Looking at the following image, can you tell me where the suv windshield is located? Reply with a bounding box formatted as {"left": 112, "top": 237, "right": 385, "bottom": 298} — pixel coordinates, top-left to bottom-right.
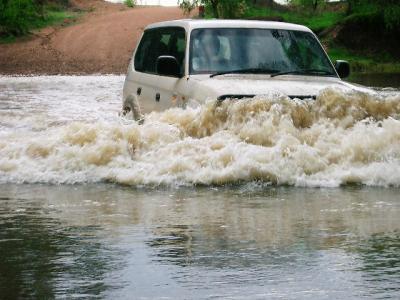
{"left": 189, "top": 28, "right": 336, "bottom": 77}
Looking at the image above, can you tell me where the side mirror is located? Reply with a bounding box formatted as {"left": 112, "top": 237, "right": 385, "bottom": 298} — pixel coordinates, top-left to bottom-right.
{"left": 156, "top": 56, "right": 182, "bottom": 78}
{"left": 335, "top": 60, "right": 350, "bottom": 79}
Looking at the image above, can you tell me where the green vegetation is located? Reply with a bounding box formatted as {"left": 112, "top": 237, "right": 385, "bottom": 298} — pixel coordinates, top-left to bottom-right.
{"left": 179, "top": 0, "right": 248, "bottom": 18}
{"left": 325, "top": 1, "right": 400, "bottom": 73}
{"left": 1, "top": 0, "right": 39, "bottom": 36}
{"left": 327, "top": 46, "right": 400, "bottom": 73}
{"left": 347, "top": 0, "right": 400, "bottom": 30}
{"left": 179, "top": 0, "right": 198, "bottom": 15}
{"left": 244, "top": 5, "right": 344, "bottom": 33}
{"left": 124, "top": 0, "right": 136, "bottom": 8}
{"left": 179, "top": 0, "right": 400, "bottom": 73}
{"left": 0, "top": 0, "right": 78, "bottom": 41}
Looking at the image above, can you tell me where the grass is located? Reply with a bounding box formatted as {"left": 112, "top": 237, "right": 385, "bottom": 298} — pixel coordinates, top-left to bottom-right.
{"left": 244, "top": 6, "right": 344, "bottom": 33}
{"left": 243, "top": 4, "right": 400, "bottom": 74}
{"left": 327, "top": 46, "right": 400, "bottom": 73}
{"left": 0, "top": 8, "right": 80, "bottom": 44}
{"left": 34, "top": 10, "right": 79, "bottom": 28}
{"left": 124, "top": 0, "right": 136, "bottom": 8}
{"left": 0, "top": 35, "right": 17, "bottom": 44}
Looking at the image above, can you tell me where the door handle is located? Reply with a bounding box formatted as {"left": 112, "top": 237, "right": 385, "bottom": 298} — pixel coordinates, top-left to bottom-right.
{"left": 137, "top": 87, "right": 142, "bottom": 96}
{"left": 155, "top": 93, "right": 160, "bottom": 102}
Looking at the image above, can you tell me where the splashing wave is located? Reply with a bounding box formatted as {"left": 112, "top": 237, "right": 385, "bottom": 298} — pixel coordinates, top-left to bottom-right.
{"left": 1, "top": 78, "right": 400, "bottom": 187}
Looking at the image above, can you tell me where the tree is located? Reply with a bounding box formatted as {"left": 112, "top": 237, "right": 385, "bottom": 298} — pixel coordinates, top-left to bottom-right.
{"left": 383, "top": 2, "right": 400, "bottom": 30}
{"left": 251, "top": 0, "right": 275, "bottom": 7}
{"left": 178, "top": 0, "right": 248, "bottom": 18}
{"left": 345, "top": 0, "right": 400, "bottom": 30}
{"left": 290, "top": 0, "right": 326, "bottom": 12}
{"left": 0, "top": 0, "right": 70, "bottom": 36}
{"left": 0, "top": 0, "right": 38, "bottom": 35}
{"left": 346, "top": 0, "right": 357, "bottom": 15}
{"left": 179, "top": 0, "right": 198, "bottom": 15}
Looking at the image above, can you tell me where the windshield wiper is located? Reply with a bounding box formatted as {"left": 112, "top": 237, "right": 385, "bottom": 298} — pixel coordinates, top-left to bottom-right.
{"left": 210, "top": 68, "right": 279, "bottom": 78}
{"left": 270, "top": 68, "right": 336, "bottom": 78}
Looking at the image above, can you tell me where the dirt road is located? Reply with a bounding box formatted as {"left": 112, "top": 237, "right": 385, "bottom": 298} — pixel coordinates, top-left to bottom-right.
{"left": 0, "top": 0, "right": 188, "bottom": 75}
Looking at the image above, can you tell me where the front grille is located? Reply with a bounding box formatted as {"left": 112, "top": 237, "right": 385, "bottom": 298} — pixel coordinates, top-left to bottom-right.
{"left": 217, "top": 94, "right": 255, "bottom": 101}
{"left": 288, "top": 95, "right": 317, "bottom": 100}
{"left": 217, "top": 94, "right": 317, "bottom": 101}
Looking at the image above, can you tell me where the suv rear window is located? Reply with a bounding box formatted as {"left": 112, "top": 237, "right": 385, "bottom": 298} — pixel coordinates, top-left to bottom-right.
{"left": 134, "top": 27, "right": 186, "bottom": 74}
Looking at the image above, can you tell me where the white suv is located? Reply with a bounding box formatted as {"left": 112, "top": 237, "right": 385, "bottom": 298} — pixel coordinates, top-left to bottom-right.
{"left": 122, "top": 19, "right": 369, "bottom": 119}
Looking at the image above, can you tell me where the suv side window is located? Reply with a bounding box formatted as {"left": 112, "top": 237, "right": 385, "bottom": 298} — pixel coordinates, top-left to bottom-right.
{"left": 134, "top": 27, "right": 186, "bottom": 74}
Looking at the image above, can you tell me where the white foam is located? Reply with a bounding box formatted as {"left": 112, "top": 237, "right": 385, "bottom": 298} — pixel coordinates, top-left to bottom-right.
{"left": 0, "top": 76, "right": 399, "bottom": 187}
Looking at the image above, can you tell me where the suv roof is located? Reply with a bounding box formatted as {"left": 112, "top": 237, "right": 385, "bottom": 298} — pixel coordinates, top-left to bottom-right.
{"left": 145, "top": 19, "right": 312, "bottom": 33}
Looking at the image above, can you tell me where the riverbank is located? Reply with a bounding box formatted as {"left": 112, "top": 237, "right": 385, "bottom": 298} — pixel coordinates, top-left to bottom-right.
{"left": 244, "top": 2, "right": 400, "bottom": 74}
{"left": 0, "top": 1, "right": 399, "bottom": 75}
{"left": 0, "top": 0, "right": 186, "bottom": 75}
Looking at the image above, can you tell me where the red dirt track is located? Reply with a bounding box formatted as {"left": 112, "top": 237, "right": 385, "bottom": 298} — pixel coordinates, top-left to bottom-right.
{"left": 0, "top": 0, "right": 188, "bottom": 75}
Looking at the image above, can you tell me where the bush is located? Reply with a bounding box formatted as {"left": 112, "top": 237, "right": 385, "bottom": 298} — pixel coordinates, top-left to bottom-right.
{"left": 179, "top": 0, "right": 197, "bottom": 15}
{"left": 124, "top": 0, "right": 135, "bottom": 8}
{"left": 216, "top": 0, "right": 247, "bottom": 18}
{"left": 0, "top": 0, "right": 71, "bottom": 37}
{"left": 289, "top": 0, "right": 325, "bottom": 12}
{"left": 0, "top": 0, "right": 39, "bottom": 36}
{"left": 178, "top": 0, "right": 248, "bottom": 19}
{"left": 383, "top": 4, "right": 400, "bottom": 30}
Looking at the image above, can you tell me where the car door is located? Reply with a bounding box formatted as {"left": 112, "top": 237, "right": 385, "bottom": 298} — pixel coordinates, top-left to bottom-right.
{"left": 132, "top": 26, "right": 186, "bottom": 113}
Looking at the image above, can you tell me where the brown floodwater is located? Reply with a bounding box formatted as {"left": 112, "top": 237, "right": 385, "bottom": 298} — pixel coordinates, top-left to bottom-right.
{"left": 0, "top": 75, "right": 399, "bottom": 299}
{"left": 0, "top": 184, "right": 399, "bottom": 299}
{"left": 349, "top": 73, "right": 400, "bottom": 88}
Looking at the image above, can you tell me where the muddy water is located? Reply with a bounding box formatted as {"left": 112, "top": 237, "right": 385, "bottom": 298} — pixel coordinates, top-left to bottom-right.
{"left": 1, "top": 76, "right": 400, "bottom": 187}
{"left": 0, "top": 75, "right": 399, "bottom": 299}
{"left": 349, "top": 73, "right": 400, "bottom": 88}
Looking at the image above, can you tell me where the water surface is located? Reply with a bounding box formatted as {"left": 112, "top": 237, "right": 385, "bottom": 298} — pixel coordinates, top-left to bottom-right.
{"left": 1, "top": 76, "right": 399, "bottom": 187}
{"left": 349, "top": 73, "right": 400, "bottom": 88}
{"left": 1, "top": 184, "right": 399, "bottom": 299}
{"left": 0, "top": 75, "right": 399, "bottom": 299}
